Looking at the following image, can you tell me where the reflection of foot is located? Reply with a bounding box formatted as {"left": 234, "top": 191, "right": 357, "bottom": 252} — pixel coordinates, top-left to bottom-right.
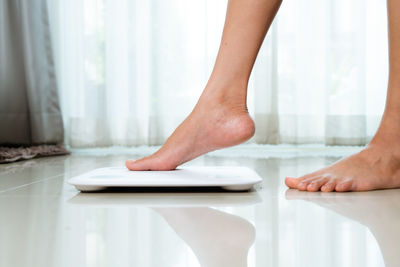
{"left": 285, "top": 189, "right": 400, "bottom": 267}
{"left": 126, "top": 91, "right": 255, "bottom": 171}
{"left": 154, "top": 207, "right": 255, "bottom": 267}
{"left": 285, "top": 143, "right": 400, "bottom": 192}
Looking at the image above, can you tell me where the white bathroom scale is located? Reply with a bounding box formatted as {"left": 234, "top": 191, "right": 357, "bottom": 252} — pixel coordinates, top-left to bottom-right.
{"left": 68, "top": 166, "right": 262, "bottom": 192}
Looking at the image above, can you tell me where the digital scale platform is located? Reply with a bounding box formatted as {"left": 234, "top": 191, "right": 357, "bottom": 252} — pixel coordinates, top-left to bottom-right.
{"left": 68, "top": 166, "right": 262, "bottom": 192}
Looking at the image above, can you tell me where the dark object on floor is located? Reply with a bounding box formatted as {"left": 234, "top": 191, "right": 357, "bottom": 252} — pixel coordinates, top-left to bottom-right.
{"left": 0, "top": 145, "right": 70, "bottom": 163}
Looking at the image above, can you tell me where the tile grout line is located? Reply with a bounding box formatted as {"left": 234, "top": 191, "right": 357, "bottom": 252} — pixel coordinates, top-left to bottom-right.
{"left": 0, "top": 173, "right": 65, "bottom": 194}
{"left": 0, "top": 158, "right": 114, "bottom": 194}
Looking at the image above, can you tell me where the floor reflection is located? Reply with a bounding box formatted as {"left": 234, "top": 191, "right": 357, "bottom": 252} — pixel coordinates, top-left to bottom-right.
{"left": 154, "top": 207, "right": 255, "bottom": 267}
{"left": 69, "top": 191, "right": 260, "bottom": 267}
{"left": 0, "top": 153, "right": 395, "bottom": 267}
{"left": 286, "top": 189, "right": 400, "bottom": 267}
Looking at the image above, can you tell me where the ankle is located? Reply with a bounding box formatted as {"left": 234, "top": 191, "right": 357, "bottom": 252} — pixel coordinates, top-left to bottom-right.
{"left": 200, "top": 80, "right": 249, "bottom": 111}
{"left": 372, "top": 110, "right": 400, "bottom": 139}
{"left": 369, "top": 127, "right": 400, "bottom": 151}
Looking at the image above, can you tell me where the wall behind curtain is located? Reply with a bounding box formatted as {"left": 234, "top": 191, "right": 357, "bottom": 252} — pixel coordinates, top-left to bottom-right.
{"left": 49, "top": 0, "right": 388, "bottom": 148}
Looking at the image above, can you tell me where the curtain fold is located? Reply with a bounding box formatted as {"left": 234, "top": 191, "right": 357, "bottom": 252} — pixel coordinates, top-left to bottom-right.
{"left": 52, "top": 0, "right": 388, "bottom": 148}
{"left": 0, "top": 0, "right": 63, "bottom": 145}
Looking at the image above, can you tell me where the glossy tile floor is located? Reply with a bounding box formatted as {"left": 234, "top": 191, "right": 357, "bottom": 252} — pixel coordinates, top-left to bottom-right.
{"left": 0, "top": 147, "right": 399, "bottom": 267}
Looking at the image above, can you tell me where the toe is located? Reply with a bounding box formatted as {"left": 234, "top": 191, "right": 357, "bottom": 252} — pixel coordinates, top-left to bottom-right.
{"left": 125, "top": 159, "right": 136, "bottom": 170}
{"left": 321, "top": 181, "right": 336, "bottom": 192}
{"left": 297, "top": 178, "right": 316, "bottom": 191}
{"left": 285, "top": 173, "right": 316, "bottom": 189}
{"left": 285, "top": 177, "right": 302, "bottom": 189}
{"left": 126, "top": 156, "right": 178, "bottom": 171}
{"left": 126, "top": 157, "right": 152, "bottom": 171}
{"left": 307, "top": 177, "right": 328, "bottom": 192}
{"left": 335, "top": 180, "right": 353, "bottom": 192}
{"left": 126, "top": 159, "right": 141, "bottom": 171}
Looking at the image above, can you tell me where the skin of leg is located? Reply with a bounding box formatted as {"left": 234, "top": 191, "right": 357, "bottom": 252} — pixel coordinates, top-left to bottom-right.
{"left": 127, "top": 0, "right": 282, "bottom": 171}
{"left": 285, "top": 0, "right": 400, "bottom": 192}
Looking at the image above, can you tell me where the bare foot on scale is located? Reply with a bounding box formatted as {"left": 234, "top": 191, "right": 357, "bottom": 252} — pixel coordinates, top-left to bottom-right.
{"left": 126, "top": 89, "right": 255, "bottom": 171}
{"left": 126, "top": 0, "right": 281, "bottom": 171}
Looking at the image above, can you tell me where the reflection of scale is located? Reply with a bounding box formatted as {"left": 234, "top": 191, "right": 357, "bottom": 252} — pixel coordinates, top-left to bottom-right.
{"left": 68, "top": 190, "right": 262, "bottom": 207}
{"left": 68, "top": 166, "right": 262, "bottom": 192}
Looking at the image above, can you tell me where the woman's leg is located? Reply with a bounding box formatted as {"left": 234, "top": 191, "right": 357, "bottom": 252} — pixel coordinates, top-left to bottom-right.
{"left": 286, "top": 0, "right": 400, "bottom": 192}
{"left": 127, "top": 0, "right": 282, "bottom": 171}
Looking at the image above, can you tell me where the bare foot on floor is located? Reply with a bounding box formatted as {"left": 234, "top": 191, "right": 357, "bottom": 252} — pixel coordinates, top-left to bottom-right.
{"left": 285, "top": 143, "right": 400, "bottom": 192}
{"left": 126, "top": 92, "right": 255, "bottom": 171}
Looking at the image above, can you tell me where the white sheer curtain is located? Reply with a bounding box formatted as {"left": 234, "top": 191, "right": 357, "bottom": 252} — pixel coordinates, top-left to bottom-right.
{"left": 49, "top": 0, "right": 388, "bottom": 148}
